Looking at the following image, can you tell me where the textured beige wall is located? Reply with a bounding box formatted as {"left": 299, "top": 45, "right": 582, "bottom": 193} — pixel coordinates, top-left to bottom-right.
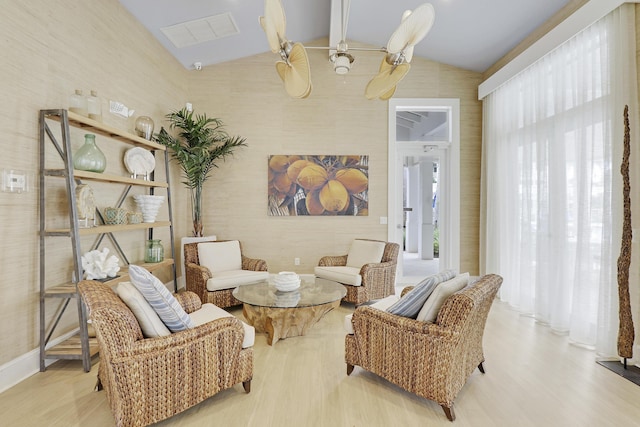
{"left": 0, "top": 0, "right": 187, "bottom": 365}
{"left": 185, "top": 43, "right": 483, "bottom": 276}
{"left": 0, "top": 1, "right": 482, "bottom": 369}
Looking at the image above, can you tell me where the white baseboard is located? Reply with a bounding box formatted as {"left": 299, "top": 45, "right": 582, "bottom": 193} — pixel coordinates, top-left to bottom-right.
{"left": 0, "top": 328, "right": 79, "bottom": 394}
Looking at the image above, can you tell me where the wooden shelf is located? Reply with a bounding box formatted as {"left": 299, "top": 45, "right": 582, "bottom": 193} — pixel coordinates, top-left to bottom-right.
{"left": 45, "top": 221, "right": 171, "bottom": 236}
{"left": 44, "top": 259, "right": 175, "bottom": 297}
{"left": 44, "top": 283, "right": 78, "bottom": 298}
{"left": 47, "top": 110, "right": 166, "bottom": 151}
{"left": 44, "top": 334, "right": 99, "bottom": 360}
{"left": 45, "top": 169, "right": 168, "bottom": 188}
{"left": 40, "top": 109, "right": 176, "bottom": 372}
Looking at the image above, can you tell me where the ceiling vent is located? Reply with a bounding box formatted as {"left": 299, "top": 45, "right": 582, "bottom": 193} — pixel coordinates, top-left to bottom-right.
{"left": 161, "top": 12, "right": 239, "bottom": 48}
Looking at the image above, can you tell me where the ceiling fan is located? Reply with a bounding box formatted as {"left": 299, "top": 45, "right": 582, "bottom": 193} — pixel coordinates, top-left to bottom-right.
{"left": 259, "top": 0, "right": 435, "bottom": 100}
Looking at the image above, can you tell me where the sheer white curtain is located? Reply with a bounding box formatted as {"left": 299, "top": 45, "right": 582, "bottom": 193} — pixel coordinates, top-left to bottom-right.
{"left": 481, "top": 5, "right": 638, "bottom": 356}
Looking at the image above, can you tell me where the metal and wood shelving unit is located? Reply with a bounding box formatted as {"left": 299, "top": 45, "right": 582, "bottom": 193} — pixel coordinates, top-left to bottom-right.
{"left": 38, "top": 109, "right": 176, "bottom": 372}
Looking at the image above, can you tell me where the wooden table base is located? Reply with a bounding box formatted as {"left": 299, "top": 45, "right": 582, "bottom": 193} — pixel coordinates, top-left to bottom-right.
{"left": 242, "top": 300, "right": 340, "bottom": 345}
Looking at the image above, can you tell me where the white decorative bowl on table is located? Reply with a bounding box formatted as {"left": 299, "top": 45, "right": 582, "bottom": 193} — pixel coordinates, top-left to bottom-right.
{"left": 274, "top": 271, "right": 301, "bottom": 292}
{"left": 274, "top": 290, "right": 301, "bottom": 307}
{"left": 132, "top": 195, "right": 164, "bottom": 223}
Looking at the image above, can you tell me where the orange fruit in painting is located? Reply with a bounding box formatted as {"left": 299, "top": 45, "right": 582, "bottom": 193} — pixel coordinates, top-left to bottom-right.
{"left": 296, "top": 163, "right": 328, "bottom": 190}
{"left": 269, "top": 155, "right": 290, "bottom": 172}
{"left": 305, "top": 189, "right": 325, "bottom": 215}
{"left": 273, "top": 172, "right": 293, "bottom": 193}
{"left": 335, "top": 168, "right": 368, "bottom": 194}
{"left": 287, "top": 159, "right": 311, "bottom": 181}
{"left": 319, "top": 180, "right": 348, "bottom": 212}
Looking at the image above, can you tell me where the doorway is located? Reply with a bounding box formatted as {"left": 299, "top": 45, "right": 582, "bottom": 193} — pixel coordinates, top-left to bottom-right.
{"left": 403, "top": 156, "right": 439, "bottom": 277}
{"left": 388, "top": 99, "right": 460, "bottom": 285}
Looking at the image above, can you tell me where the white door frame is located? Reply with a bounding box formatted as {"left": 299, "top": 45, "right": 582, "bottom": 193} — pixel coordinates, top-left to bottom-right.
{"left": 388, "top": 98, "right": 460, "bottom": 283}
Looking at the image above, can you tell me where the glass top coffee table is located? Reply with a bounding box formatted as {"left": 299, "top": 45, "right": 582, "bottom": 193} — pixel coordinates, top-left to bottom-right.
{"left": 233, "top": 277, "right": 346, "bottom": 345}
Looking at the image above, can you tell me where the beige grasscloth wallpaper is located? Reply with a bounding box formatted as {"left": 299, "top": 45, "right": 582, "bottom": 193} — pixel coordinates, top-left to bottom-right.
{"left": 186, "top": 46, "right": 483, "bottom": 276}
{"left": 0, "top": 0, "right": 481, "bottom": 369}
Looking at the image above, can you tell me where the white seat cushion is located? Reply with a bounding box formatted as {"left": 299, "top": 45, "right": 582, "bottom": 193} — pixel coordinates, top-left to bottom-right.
{"left": 198, "top": 241, "right": 242, "bottom": 273}
{"left": 417, "top": 273, "right": 470, "bottom": 322}
{"left": 115, "top": 281, "right": 171, "bottom": 338}
{"left": 346, "top": 240, "right": 386, "bottom": 268}
{"left": 189, "top": 303, "right": 255, "bottom": 348}
{"left": 205, "top": 270, "right": 270, "bottom": 291}
{"left": 314, "top": 266, "right": 362, "bottom": 286}
{"left": 344, "top": 295, "right": 399, "bottom": 334}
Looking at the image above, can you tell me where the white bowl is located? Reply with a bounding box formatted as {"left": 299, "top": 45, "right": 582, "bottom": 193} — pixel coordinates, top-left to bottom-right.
{"left": 133, "top": 195, "right": 165, "bottom": 222}
{"left": 275, "top": 281, "right": 300, "bottom": 292}
{"left": 274, "top": 290, "right": 301, "bottom": 307}
{"left": 274, "top": 271, "right": 300, "bottom": 291}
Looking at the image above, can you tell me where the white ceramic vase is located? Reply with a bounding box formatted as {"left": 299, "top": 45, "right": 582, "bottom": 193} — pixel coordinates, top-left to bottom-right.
{"left": 133, "top": 195, "right": 165, "bottom": 223}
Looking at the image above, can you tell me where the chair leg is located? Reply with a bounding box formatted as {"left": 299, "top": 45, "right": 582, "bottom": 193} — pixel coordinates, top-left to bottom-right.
{"left": 242, "top": 380, "right": 251, "bottom": 393}
{"left": 94, "top": 376, "right": 103, "bottom": 392}
{"left": 346, "top": 364, "right": 354, "bottom": 375}
{"left": 441, "top": 405, "right": 455, "bottom": 421}
{"left": 478, "top": 361, "right": 485, "bottom": 374}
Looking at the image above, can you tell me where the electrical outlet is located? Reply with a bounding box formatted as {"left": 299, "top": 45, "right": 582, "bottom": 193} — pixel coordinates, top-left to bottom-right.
{"left": 294, "top": 257, "right": 300, "bottom": 265}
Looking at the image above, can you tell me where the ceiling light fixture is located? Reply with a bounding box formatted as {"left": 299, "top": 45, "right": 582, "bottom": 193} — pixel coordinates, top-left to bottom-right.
{"left": 331, "top": 53, "right": 354, "bottom": 75}
{"left": 259, "top": 0, "right": 435, "bottom": 100}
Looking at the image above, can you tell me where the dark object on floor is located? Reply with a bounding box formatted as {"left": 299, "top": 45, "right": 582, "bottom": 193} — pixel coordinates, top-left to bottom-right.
{"left": 597, "top": 360, "right": 640, "bottom": 387}
{"left": 616, "top": 104, "right": 634, "bottom": 359}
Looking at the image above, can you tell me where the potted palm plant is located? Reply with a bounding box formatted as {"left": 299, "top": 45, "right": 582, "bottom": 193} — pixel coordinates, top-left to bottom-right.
{"left": 155, "top": 107, "right": 247, "bottom": 237}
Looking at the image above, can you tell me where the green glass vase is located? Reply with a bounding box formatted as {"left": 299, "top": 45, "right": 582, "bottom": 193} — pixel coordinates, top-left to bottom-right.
{"left": 144, "top": 239, "right": 164, "bottom": 263}
{"left": 73, "top": 133, "right": 106, "bottom": 173}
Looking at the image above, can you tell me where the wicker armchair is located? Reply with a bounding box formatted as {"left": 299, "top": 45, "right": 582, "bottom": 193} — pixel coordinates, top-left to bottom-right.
{"left": 345, "top": 274, "right": 503, "bottom": 421}
{"left": 184, "top": 239, "right": 268, "bottom": 308}
{"left": 315, "top": 239, "right": 399, "bottom": 305}
{"left": 78, "top": 280, "right": 253, "bottom": 427}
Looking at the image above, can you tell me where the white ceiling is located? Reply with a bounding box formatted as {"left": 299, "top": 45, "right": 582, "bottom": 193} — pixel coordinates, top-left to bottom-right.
{"left": 119, "top": 0, "right": 571, "bottom": 73}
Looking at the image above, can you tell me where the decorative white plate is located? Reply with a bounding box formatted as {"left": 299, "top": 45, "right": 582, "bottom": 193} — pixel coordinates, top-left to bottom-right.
{"left": 124, "top": 147, "right": 155, "bottom": 176}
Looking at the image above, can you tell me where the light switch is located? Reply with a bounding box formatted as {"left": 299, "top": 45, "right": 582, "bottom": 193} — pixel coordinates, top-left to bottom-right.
{"left": 2, "top": 169, "right": 28, "bottom": 193}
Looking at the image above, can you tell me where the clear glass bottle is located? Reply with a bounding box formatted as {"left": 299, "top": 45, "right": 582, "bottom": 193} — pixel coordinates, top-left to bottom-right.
{"left": 73, "top": 134, "right": 106, "bottom": 173}
{"left": 134, "top": 116, "right": 155, "bottom": 140}
{"left": 87, "top": 90, "right": 102, "bottom": 122}
{"left": 69, "top": 89, "right": 88, "bottom": 117}
{"left": 144, "top": 239, "right": 164, "bottom": 263}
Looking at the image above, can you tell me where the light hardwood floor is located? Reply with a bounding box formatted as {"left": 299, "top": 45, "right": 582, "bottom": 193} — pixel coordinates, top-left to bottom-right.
{"left": 2, "top": 300, "right": 640, "bottom": 426}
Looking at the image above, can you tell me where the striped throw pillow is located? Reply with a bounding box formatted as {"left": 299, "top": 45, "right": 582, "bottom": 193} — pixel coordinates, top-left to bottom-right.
{"left": 387, "top": 269, "right": 457, "bottom": 318}
{"left": 128, "top": 264, "right": 194, "bottom": 332}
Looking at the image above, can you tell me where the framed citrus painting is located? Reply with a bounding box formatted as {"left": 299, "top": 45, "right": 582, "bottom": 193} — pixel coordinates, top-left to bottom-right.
{"left": 268, "top": 155, "right": 369, "bottom": 216}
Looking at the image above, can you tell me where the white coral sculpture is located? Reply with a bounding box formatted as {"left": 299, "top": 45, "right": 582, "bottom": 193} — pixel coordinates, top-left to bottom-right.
{"left": 81, "top": 248, "right": 120, "bottom": 280}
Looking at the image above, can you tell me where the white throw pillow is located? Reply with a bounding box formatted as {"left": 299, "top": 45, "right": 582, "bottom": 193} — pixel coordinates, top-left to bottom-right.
{"left": 198, "top": 241, "right": 242, "bottom": 273}
{"left": 128, "top": 264, "right": 195, "bottom": 332}
{"left": 115, "top": 281, "right": 170, "bottom": 338}
{"left": 346, "top": 240, "right": 386, "bottom": 268}
{"left": 416, "top": 273, "right": 470, "bottom": 322}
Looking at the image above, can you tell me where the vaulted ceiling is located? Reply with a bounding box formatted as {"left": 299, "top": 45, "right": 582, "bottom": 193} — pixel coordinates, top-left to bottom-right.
{"left": 119, "top": 0, "right": 571, "bottom": 74}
